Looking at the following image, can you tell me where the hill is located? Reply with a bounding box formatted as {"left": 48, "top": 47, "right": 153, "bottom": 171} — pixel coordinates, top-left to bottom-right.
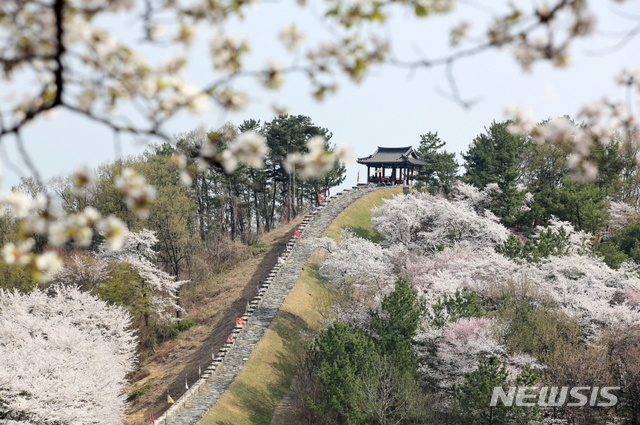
{"left": 199, "top": 187, "right": 402, "bottom": 424}
{"left": 125, "top": 216, "right": 304, "bottom": 425}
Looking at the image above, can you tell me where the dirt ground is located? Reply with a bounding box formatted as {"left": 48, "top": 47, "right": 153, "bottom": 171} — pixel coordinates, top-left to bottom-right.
{"left": 124, "top": 218, "right": 303, "bottom": 425}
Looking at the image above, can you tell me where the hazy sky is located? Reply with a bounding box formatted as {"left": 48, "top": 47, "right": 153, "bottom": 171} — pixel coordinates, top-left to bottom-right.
{"left": 2, "top": 0, "right": 639, "bottom": 191}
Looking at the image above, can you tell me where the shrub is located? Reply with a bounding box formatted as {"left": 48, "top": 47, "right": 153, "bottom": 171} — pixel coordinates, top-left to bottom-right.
{"left": 128, "top": 384, "right": 152, "bottom": 401}
{"left": 170, "top": 318, "right": 197, "bottom": 332}
{"left": 489, "top": 279, "right": 582, "bottom": 363}
{"left": 430, "top": 287, "right": 485, "bottom": 328}
{"left": 247, "top": 239, "right": 269, "bottom": 256}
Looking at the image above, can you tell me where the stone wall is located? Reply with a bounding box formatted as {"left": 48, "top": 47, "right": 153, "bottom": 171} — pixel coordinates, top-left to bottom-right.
{"left": 156, "top": 185, "right": 383, "bottom": 425}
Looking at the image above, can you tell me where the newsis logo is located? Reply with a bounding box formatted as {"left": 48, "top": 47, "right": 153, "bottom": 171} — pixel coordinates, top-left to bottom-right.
{"left": 490, "top": 386, "right": 620, "bottom": 407}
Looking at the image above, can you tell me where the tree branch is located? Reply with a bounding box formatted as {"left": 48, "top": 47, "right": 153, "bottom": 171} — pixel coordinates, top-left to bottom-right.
{"left": 53, "top": 0, "right": 66, "bottom": 107}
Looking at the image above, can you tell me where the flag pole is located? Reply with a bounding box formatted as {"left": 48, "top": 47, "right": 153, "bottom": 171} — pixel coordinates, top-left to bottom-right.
{"left": 166, "top": 393, "right": 175, "bottom": 425}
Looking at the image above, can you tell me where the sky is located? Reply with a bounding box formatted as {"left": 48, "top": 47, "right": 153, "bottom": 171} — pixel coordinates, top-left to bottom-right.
{"left": 2, "top": 0, "right": 639, "bottom": 192}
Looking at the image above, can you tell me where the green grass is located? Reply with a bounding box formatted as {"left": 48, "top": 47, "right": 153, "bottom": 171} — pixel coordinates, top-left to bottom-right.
{"left": 323, "top": 187, "right": 402, "bottom": 242}
{"left": 127, "top": 384, "right": 152, "bottom": 401}
{"left": 248, "top": 239, "right": 270, "bottom": 256}
{"left": 199, "top": 255, "right": 329, "bottom": 425}
{"left": 199, "top": 187, "right": 401, "bottom": 425}
{"left": 169, "top": 318, "right": 197, "bottom": 332}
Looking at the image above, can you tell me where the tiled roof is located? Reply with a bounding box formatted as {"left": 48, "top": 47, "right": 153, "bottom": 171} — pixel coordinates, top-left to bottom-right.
{"left": 357, "top": 146, "right": 426, "bottom": 166}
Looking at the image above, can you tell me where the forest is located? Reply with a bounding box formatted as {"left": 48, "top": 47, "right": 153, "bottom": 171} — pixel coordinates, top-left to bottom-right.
{"left": 0, "top": 114, "right": 346, "bottom": 424}
{"left": 2, "top": 116, "right": 640, "bottom": 425}
{"left": 289, "top": 120, "right": 640, "bottom": 425}
{"left": 1, "top": 0, "right": 638, "bottom": 423}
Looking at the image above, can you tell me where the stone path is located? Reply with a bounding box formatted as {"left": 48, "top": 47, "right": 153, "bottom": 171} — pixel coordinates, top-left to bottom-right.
{"left": 156, "top": 185, "right": 383, "bottom": 425}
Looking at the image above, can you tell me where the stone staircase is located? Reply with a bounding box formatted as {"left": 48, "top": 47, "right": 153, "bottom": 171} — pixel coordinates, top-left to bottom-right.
{"left": 156, "top": 185, "right": 384, "bottom": 425}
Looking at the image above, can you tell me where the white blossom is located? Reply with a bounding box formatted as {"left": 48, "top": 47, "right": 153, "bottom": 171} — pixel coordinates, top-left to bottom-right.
{"left": 223, "top": 131, "right": 268, "bottom": 173}
{"left": 279, "top": 24, "right": 306, "bottom": 51}
{"left": 284, "top": 136, "right": 349, "bottom": 179}
{"left": 450, "top": 20, "right": 471, "bottom": 47}
{"left": 211, "top": 32, "right": 248, "bottom": 73}
{"left": 2, "top": 191, "right": 32, "bottom": 218}
{"left": 34, "top": 250, "right": 63, "bottom": 282}
{"left": 96, "top": 216, "right": 128, "bottom": 251}
{"left": 505, "top": 103, "right": 536, "bottom": 134}
{"left": 261, "top": 62, "right": 284, "bottom": 89}
{"left": 607, "top": 201, "right": 638, "bottom": 232}
{"left": 53, "top": 253, "right": 111, "bottom": 289}
{"left": 114, "top": 168, "right": 157, "bottom": 218}
{"left": 220, "top": 149, "right": 239, "bottom": 174}
{"left": 615, "top": 66, "right": 640, "bottom": 90}
{"left": 97, "top": 229, "right": 188, "bottom": 321}
{"left": 319, "top": 230, "right": 397, "bottom": 324}
{"left": 333, "top": 143, "right": 354, "bottom": 163}
{"left": 372, "top": 191, "right": 509, "bottom": 252}
{"left": 0, "top": 286, "right": 136, "bottom": 424}
{"left": 71, "top": 165, "right": 96, "bottom": 196}
{"left": 2, "top": 239, "right": 34, "bottom": 266}
{"left": 215, "top": 88, "right": 247, "bottom": 110}
{"left": 424, "top": 317, "right": 506, "bottom": 388}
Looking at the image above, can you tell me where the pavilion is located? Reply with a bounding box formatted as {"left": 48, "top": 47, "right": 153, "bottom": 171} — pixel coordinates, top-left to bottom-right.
{"left": 357, "top": 146, "right": 426, "bottom": 185}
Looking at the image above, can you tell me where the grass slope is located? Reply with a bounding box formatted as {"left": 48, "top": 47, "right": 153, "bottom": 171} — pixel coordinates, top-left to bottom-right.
{"left": 323, "top": 187, "right": 402, "bottom": 242}
{"left": 125, "top": 217, "right": 304, "bottom": 425}
{"left": 199, "top": 186, "right": 401, "bottom": 425}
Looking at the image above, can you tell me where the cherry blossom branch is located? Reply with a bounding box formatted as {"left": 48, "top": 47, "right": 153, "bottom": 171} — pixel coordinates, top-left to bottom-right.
{"left": 53, "top": 0, "right": 65, "bottom": 107}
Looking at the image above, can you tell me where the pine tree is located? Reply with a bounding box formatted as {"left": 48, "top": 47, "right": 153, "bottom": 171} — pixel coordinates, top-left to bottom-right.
{"left": 310, "top": 322, "right": 381, "bottom": 423}
{"left": 415, "top": 132, "right": 459, "bottom": 194}
{"left": 369, "top": 277, "right": 426, "bottom": 374}
{"left": 455, "top": 356, "right": 541, "bottom": 425}
{"left": 462, "top": 121, "right": 530, "bottom": 225}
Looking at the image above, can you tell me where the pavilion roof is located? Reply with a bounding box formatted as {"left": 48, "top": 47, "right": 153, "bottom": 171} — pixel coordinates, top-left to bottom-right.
{"left": 357, "top": 146, "right": 426, "bottom": 167}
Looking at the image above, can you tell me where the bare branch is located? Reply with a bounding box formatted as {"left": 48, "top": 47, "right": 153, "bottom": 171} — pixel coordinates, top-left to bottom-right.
{"left": 434, "top": 60, "right": 482, "bottom": 109}
{"left": 14, "top": 131, "right": 43, "bottom": 185}
{"left": 587, "top": 22, "right": 640, "bottom": 56}
{"left": 0, "top": 139, "right": 27, "bottom": 183}
{"left": 53, "top": 0, "right": 66, "bottom": 107}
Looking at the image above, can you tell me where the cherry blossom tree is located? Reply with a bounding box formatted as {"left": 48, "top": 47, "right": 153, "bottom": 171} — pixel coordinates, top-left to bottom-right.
{"left": 318, "top": 230, "right": 398, "bottom": 324}
{"left": 53, "top": 252, "right": 111, "bottom": 291}
{"left": 319, "top": 230, "right": 397, "bottom": 291}
{"left": 607, "top": 201, "right": 640, "bottom": 234}
{"left": 371, "top": 191, "right": 510, "bottom": 252}
{"left": 97, "top": 228, "right": 188, "bottom": 321}
{"left": 0, "top": 285, "right": 136, "bottom": 424}
{"left": 0, "top": 0, "right": 633, "bottom": 261}
{"left": 532, "top": 216, "right": 592, "bottom": 255}
{"left": 319, "top": 191, "right": 640, "bottom": 397}
{"left": 0, "top": 0, "right": 637, "bottom": 275}
{"left": 1, "top": 0, "right": 635, "bottom": 148}
{"left": 366, "top": 189, "right": 640, "bottom": 337}
{"left": 401, "top": 241, "right": 640, "bottom": 338}
{"left": 422, "top": 317, "right": 506, "bottom": 388}
{"left": 420, "top": 317, "right": 542, "bottom": 389}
